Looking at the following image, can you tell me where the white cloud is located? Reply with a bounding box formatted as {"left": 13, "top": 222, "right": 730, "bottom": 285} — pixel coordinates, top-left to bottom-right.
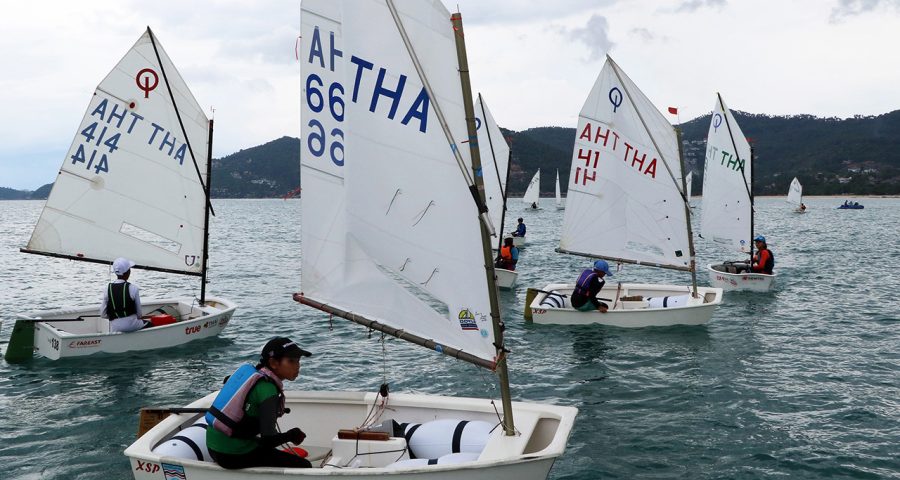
{"left": 566, "top": 15, "right": 615, "bottom": 61}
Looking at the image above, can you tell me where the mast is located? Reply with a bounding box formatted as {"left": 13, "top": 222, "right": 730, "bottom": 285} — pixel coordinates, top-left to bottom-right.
{"left": 200, "top": 119, "right": 214, "bottom": 304}
{"left": 675, "top": 128, "right": 699, "bottom": 296}
{"left": 451, "top": 11, "right": 515, "bottom": 436}
{"left": 749, "top": 146, "right": 755, "bottom": 260}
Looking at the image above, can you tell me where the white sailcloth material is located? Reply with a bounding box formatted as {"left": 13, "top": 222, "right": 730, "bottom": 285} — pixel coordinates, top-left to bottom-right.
{"left": 475, "top": 95, "right": 510, "bottom": 237}
{"left": 685, "top": 171, "right": 693, "bottom": 200}
{"left": 699, "top": 93, "right": 752, "bottom": 252}
{"left": 559, "top": 56, "right": 689, "bottom": 269}
{"left": 26, "top": 29, "right": 209, "bottom": 275}
{"left": 555, "top": 170, "right": 562, "bottom": 207}
{"left": 787, "top": 177, "right": 802, "bottom": 206}
{"left": 300, "top": 0, "right": 496, "bottom": 362}
{"left": 523, "top": 170, "right": 540, "bottom": 206}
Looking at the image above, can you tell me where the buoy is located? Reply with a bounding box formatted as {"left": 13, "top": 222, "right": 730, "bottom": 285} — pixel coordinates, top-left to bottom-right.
{"left": 151, "top": 420, "right": 212, "bottom": 462}
{"left": 401, "top": 419, "right": 492, "bottom": 459}
{"left": 646, "top": 295, "right": 690, "bottom": 309}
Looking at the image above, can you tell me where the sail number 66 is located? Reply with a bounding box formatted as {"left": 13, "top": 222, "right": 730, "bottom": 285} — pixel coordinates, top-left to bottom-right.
{"left": 306, "top": 74, "right": 344, "bottom": 166}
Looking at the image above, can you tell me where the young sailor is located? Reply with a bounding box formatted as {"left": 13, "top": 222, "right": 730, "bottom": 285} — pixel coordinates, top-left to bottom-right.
{"left": 750, "top": 235, "right": 775, "bottom": 274}
{"left": 570, "top": 260, "right": 613, "bottom": 313}
{"left": 100, "top": 257, "right": 145, "bottom": 332}
{"left": 206, "top": 337, "right": 313, "bottom": 469}
{"left": 496, "top": 237, "right": 519, "bottom": 271}
{"left": 512, "top": 217, "right": 526, "bottom": 238}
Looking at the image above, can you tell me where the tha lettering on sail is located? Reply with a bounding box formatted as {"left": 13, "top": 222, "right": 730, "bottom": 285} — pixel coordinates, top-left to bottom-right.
{"left": 305, "top": 27, "right": 430, "bottom": 168}
{"left": 576, "top": 122, "right": 658, "bottom": 182}
{"left": 71, "top": 98, "right": 145, "bottom": 175}
{"left": 706, "top": 145, "right": 744, "bottom": 172}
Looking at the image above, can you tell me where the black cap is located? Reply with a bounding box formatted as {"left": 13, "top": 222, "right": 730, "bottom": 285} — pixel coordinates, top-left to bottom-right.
{"left": 260, "top": 337, "right": 312, "bottom": 361}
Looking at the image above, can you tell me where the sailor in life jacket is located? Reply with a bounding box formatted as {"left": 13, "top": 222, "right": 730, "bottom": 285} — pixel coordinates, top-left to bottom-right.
{"left": 495, "top": 237, "right": 520, "bottom": 271}
{"left": 570, "top": 260, "right": 613, "bottom": 313}
{"left": 100, "top": 257, "right": 146, "bottom": 333}
{"left": 206, "top": 337, "right": 313, "bottom": 470}
{"left": 512, "top": 218, "right": 526, "bottom": 237}
{"left": 750, "top": 235, "right": 775, "bottom": 274}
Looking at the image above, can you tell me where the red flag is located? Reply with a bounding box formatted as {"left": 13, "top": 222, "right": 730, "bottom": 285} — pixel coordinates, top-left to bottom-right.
{"left": 668, "top": 107, "right": 678, "bottom": 115}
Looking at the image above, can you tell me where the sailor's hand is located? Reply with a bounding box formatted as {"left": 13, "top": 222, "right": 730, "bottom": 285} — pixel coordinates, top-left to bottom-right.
{"left": 287, "top": 427, "right": 306, "bottom": 444}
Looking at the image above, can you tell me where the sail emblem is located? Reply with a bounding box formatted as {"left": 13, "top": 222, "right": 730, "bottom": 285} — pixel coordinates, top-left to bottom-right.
{"left": 135, "top": 68, "right": 159, "bottom": 98}
{"left": 457, "top": 309, "right": 479, "bottom": 331}
{"left": 713, "top": 113, "right": 722, "bottom": 132}
{"left": 184, "top": 255, "right": 197, "bottom": 266}
{"left": 608, "top": 87, "right": 623, "bottom": 112}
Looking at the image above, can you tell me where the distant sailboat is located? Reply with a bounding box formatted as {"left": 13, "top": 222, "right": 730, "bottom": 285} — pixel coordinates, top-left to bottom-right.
{"left": 6, "top": 28, "right": 236, "bottom": 363}
{"left": 523, "top": 169, "right": 541, "bottom": 209}
{"left": 529, "top": 56, "right": 722, "bottom": 327}
{"left": 555, "top": 169, "right": 564, "bottom": 210}
{"left": 476, "top": 94, "right": 518, "bottom": 290}
{"left": 787, "top": 177, "right": 806, "bottom": 213}
{"left": 703, "top": 93, "right": 776, "bottom": 292}
{"left": 126, "top": 3, "right": 576, "bottom": 478}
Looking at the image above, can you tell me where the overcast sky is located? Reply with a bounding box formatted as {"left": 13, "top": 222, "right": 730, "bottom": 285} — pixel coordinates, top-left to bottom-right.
{"left": 2, "top": 0, "right": 899, "bottom": 189}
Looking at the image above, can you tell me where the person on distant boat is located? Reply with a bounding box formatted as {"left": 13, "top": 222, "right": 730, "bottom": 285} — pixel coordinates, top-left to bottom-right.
{"left": 531, "top": 202, "right": 538, "bottom": 209}
{"left": 496, "top": 237, "right": 519, "bottom": 271}
{"left": 100, "top": 257, "right": 146, "bottom": 333}
{"left": 206, "top": 337, "right": 313, "bottom": 469}
{"left": 512, "top": 217, "right": 526, "bottom": 237}
{"left": 844, "top": 200, "right": 849, "bottom": 206}
{"left": 800, "top": 203, "right": 807, "bottom": 211}
{"left": 750, "top": 235, "right": 775, "bottom": 274}
{"left": 570, "top": 260, "right": 613, "bottom": 313}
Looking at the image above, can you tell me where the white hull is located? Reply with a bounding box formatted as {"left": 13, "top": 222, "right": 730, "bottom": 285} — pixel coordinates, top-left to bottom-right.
{"left": 707, "top": 264, "right": 776, "bottom": 292}
{"left": 528, "top": 283, "right": 722, "bottom": 327}
{"left": 25, "top": 297, "right": 236, "bottom": 360}
{"left": 793, "top": 208, "right": 807, "bottom": 214}
{"left": 496, "top": 268, "right": 518, "bottom": 290}
{"left": 512, "top": 236, "right": 525, "bottom": 248}
{"left": 126, "top": 391, "right": 577, "bottom": 480}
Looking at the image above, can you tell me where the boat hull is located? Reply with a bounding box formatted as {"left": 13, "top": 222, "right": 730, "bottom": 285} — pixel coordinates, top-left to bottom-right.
{"left": 26, "top": 296, "right": 236, "bottom": 360}
{"left": 496, "top": 268, "right": 518, "bottom": 290}
{"left": 528, "top": 283, "right": 722, "bottom": 327}
{"left": 707, "top": 264, "right": 776, "bottom": 292}
{"left": 837, "top": 205, "right": 864, "bottom": 209}
{"left": 125, "top": 391, "right": 577, "bottom": 480}
{"left": 511, "top": 236, "right": 525, "bottom": 248}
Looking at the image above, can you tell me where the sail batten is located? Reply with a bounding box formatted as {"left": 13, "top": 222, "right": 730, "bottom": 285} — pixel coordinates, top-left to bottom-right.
{"left": 559, "top": 56, "right": 689, "bottom": 268}
{"left": 25, "top": 28, "right": 210, "bottom": 275}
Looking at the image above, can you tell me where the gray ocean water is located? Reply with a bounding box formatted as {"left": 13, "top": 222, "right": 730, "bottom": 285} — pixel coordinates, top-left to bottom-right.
{"left": 1, "top": 197, "right": 898, "bottom": 479}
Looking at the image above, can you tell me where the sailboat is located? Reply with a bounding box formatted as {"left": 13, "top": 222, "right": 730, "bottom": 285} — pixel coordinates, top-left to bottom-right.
{"left": 4, "top": 28, "right": 236, "bottom": 363}
{"left": 477, "top": 95, "right": 518, "bottom": 290}
{"left": 555, "top": 170, "right": 564, "bottom": 210}
{"left": 125, "top": 3, "right": 576, "bottom": 479}
{"left": 528, "top": 56, "right": 722, "bottom": 327}
{"left": 704, "top": 93, "right": 776, "bottom": 292}
{"left": 522, "top": 169, "right": 541, "bottom": 209}
{"left": 787, "top": 177, "right": 806, "bottom": 213}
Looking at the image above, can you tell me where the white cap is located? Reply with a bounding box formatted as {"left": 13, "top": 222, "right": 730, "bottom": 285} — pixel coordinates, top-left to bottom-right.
{"left": 112, "top": 257, "right": 136, "bottom": 276}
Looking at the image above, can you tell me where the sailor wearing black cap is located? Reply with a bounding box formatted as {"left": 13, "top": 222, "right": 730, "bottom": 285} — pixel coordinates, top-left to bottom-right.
{"left": 206, "top": 337, "right": 313, "bottom": 469}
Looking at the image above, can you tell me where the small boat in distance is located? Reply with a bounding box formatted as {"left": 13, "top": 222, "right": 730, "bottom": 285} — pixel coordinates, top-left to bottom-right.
{"left": 555, "top": 169, "right": 564, "bottom": 210}
{"left": 523, "top": 169, "right": 541, "bottom": 210}
{"left": 838, "top": 200, "right": 864, "bottom": 209}
{"left": 6, "top": 27, "right": 236, "bottom": 363}
{"left": 787, "top": 177, "right": 806, "bottom": 213}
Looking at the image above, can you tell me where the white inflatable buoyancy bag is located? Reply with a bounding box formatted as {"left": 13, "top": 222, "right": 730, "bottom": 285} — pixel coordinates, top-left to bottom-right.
{"left": 646, "top": 295, "right": 690, "bottom": 309}
{"left": 401, "top": 419, "right": 493, "bottom": 459}
{"left": 539, "top": 291, "right": 567, "bottom": 309}
{"left": 151, "top": 419, "right": 212, "bottom": 462}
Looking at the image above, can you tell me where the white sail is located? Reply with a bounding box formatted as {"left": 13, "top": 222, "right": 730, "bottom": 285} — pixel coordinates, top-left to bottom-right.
{"left": 555, "top": 169, "right": 562, "bottom": 208}
{"left": 475, "top": 95, "right": 510, "bottom": 238}
{"left": 25, "top": 29, "right": 210, "bottom": 274}
{"left": 559, "top": 56, "right": 689, "bottom": 269}
{"left": 699, "top": 93, "right": 752, "bottom": 252}
{"left": 787, "top": 177, "right": 802, "bottom": 206}
{"left": 685, "top": 171, "right": 693, "bottom": 200}
{"left": 300, "top": 0, "right": 496, "bottom": 362}
{"left": 523, "top": 169, "right": 540, "bottom": 206}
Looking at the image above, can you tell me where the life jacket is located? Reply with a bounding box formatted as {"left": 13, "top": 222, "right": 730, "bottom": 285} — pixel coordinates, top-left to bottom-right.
{"left": 500, "top": 245, "right": 512, "bottom": 261}
{"left": 106, "top": 281, "right": 136, "bottom": 319}
{"left": 573, "top": 269, "right": 599, "bottom": 297}
{"left": 205, "top": 365, "right": 285, "bottom": 437}
{"left": 753, "top": 248, "right": 775, "bottom": 274}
